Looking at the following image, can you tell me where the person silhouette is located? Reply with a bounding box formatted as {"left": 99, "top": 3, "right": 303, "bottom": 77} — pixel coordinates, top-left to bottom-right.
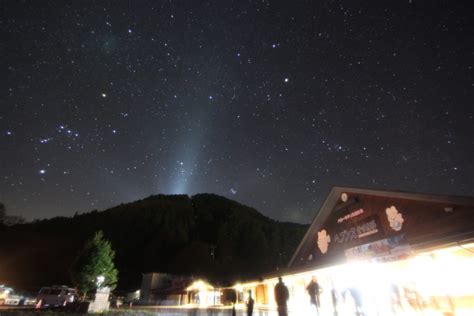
{"left": 246, "top": 290, "right": 254, "bottom": 316}
{"left": 230, "top": 289, "right": 237, "bottom": 316}
{"left": 274, "top": 277, "right": 289, "bottom": 316}
{"left": 307, "top": 276, "right": 322, "bottom": 313}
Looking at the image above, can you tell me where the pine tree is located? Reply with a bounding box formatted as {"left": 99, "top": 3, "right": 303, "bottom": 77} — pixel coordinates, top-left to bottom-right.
{"left": 71, "top": 230, "right": 118, "bottom": 295}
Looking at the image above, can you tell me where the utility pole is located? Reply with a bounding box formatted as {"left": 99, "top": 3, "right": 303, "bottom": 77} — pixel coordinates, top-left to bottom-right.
{"left": 209, "top": 245, "right": 216, "bottom": 260}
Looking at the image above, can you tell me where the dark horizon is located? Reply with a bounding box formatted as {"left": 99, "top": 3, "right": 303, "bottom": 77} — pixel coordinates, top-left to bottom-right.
{"left": 6, "top": 184, "right": 474, "bottom": 225}
{"left": 4, "top": 191, "right": 319, "bottom": 224}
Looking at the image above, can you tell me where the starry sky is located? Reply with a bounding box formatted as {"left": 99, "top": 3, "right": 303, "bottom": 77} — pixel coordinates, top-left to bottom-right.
{"left": 1, "top": 1, "right": 473, "bottom": 223}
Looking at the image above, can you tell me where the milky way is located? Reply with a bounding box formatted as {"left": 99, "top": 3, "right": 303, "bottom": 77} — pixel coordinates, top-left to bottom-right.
{"left": 1, "top": 1, "right": 473, "bottom": 223}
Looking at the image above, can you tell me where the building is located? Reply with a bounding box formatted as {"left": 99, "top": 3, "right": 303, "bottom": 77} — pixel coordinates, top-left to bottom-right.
{"left": 140, "top": 273, "right": 220, "bottom": 306}
{"left": 140, "top": 273, "right": 193, "bottom": 305}
{"left": 234, "top": 187, "right": 474, "bottom": 316}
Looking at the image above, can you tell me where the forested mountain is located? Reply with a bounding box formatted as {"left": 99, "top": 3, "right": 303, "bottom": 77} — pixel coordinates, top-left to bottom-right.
{"left": 0, "top": 194, "right": 307, "bottom": 290}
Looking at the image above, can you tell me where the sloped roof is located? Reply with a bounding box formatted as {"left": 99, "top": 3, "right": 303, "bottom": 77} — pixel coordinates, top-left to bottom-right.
{"left": 288, "top": 186, "right": 474, "bottom": 268}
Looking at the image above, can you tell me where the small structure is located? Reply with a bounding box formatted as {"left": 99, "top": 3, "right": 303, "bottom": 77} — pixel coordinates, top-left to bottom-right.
{"left": 140, "top": 273, "right": 194, "bottom": 305}
{"left": 87, "top": 287, "right": 110, "bottom": 313}
{"left": 185, "top": 280, "right": 220, "bottom": 306}
{"left": 87, "top": 276, "right": 111, "bottom": 313}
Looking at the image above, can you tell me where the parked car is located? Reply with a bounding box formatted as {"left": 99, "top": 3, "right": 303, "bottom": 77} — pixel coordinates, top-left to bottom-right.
{"left": 5, "top": 294, "right": 21, "bottom": 306}
{"left": 37, "top": 286, "right": 77, "bottom": 307}
{"left": 19, "top": 294, "right": 37, "bottom": 306}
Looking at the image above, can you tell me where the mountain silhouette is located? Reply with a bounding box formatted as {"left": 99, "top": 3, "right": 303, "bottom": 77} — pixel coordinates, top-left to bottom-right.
{"left": 0, "top": 194, "right": 307, "bottom": 291}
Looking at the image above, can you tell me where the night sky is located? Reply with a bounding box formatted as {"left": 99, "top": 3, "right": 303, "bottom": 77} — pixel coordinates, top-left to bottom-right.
{"left": 1, "top": 1, "right": 473, "bottom": 223}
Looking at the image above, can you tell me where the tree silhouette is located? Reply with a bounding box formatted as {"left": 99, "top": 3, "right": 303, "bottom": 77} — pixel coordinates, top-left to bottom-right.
{"left": 70, "top": 231, "right": 118, "bottom": 296}
{"left": 0, "top": 203, "right": 5, "bottom": 223}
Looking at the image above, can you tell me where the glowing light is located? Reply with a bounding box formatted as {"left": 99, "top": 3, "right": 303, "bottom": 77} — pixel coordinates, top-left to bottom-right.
{"left": 39, "top": 169, "right": 46, "bottom": 174}
{"left": 284, "top": 78, "right": 289, "bottom": 83}
{"left": 186, "top": 280, "right": 215, "bottom": 307}
{"left": 224, "top": 243, "right": 474, "bottom": 315}
{"left": 234, "top": 283, "right": 243, "bottom": 292}
{"left": 186, "top": 280, "right": 213, "bottom": 292}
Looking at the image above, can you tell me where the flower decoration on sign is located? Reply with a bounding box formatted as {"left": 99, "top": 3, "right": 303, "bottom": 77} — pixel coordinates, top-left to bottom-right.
{"left": 317, "top": 229, "right": 331, "bottom": 254}
{"left": 386, "top": 206, "right": 404, "bottom": 231}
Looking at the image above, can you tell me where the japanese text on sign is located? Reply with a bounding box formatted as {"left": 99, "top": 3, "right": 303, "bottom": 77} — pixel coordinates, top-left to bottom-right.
{"left": 334, "top": 219, "right": 378, "bottom": 244}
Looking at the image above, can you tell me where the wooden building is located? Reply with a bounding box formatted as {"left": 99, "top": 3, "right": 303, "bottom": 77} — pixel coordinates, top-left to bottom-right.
{"left": 235, "top": 187, "right": 474, "bottom": 316}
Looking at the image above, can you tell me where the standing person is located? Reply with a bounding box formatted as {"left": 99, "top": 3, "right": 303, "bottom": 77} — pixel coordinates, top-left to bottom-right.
{"left": 274, "top": 277, "right": 289, "bottom": 316}
{"left": 348, "top": 287, "right": 364, "bottom": 316}
{"left": 246, "top": 290, "right": 254, "bottom": 316}
{"left": 307, "top": 276, "right": 323, "bottom": 313}
{"left": 331, "top": 287, "right": 338, "bottom": 316}
{"left": 230, "top": 289, "right": 237, "bottom": 316}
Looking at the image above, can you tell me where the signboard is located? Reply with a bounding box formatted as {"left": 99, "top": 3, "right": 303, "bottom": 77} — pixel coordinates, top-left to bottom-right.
{"left": 333, "top": 215, "right": 381, "bottom": 245}
{"left": 316, "top": 213, "right": 384, "bottom": 256}
{"left": 344, "top": 234, "right": 412, "bottom": 262}
{"left": 292, "top": 189, "right": 474, "bottom": 269}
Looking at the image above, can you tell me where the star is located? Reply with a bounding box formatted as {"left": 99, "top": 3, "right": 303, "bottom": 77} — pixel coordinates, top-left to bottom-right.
{"left": 1, "top": 0, "right": 471, "bottom": 227}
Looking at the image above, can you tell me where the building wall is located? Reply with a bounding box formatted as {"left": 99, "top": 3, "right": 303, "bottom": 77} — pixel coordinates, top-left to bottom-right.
{"left": 141, "top": 273, "right": 162, "bottom": 304}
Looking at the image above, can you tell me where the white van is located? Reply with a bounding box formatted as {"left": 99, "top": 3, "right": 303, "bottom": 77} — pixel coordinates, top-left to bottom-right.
{"left": 37, "top": 286, "right": 77, "bottom": 307}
